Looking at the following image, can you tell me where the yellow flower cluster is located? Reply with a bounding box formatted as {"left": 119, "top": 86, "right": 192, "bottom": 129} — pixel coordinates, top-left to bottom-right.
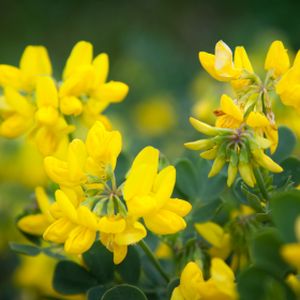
{"left": 171, "top": 259, "right": 237, "bottom": 300}
{"left": 185, "top": 40, "right": 297, "bottom": 186}
{"left": 185, "top": 116, "right": 282, "bottom": 187}
{"left": 0, "top": 41, "right": 128, "bottom": 156}
{"left": 18, "top": 121, "right": 191, "bottom": 264}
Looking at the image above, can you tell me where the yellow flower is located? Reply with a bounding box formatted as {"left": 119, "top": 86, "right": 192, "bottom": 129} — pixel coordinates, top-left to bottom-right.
{"left": 265, "top": 40, "right": 290, "bottom": 78}
{"left": 14, "top": 253, "right": 85, "bottom": 299}
{"left": 215, "top": 94, "right": 244, "bottom": 129}
{"left": 276, "top": 51, "right": 300, "bottom": 111}
{"left": 17, "top": 187, "right": 54, "bottom": 235}
{"left": 32, "top": 76, "right": 74, "bottom": 156}
{"left": 133, "top": 96, "right": 177, "bottom": 136}
{"left": 171, "top": 258, "right": 237, "bottom": 300}
{"left": 281, "top": 243, "right": 300, "bottom": 270}
{"left": 0, "top": 45, "right": 52, "bottom": 91}
{"left": 199, "top": 41, "right": 241, "bottom": 82}
{"left": 44, "top": 189, "right": 99, "bottom": 254}
{"left": 44, "top": 138, "right": 88, "bottom": 188}
{"left": 230, "top": 204, "right": 255, "bottom": 219}
{"left": 0, "top": 46, "right": 73, "bottom": 156}
{"left": 43, "top": 189, "right": 79, "bottom": 244}
{"left": 231, "top": 46, "right": 254, "bottom": 91}
{"left": 123, "top": 146, "right": 192, "bottom": 235}
{"left": 281, "top": 217, "right": 300, "bottom": 271}
{"left": 155, "top": 242, "right": 172, "bottom": 259}
{"left": 0, "top": 87, "right": 35, "bottom": 138}
{"left": 286, "top": 274, "right": 300, "bottom": 297}
{"left": 64, "top": 205, "right": 99, "bottom": 254}
{"left": 35, "top": 76, "right": 59, "bottom": 125}
{"left": 0, "top": 81, "right": 71, "bottom": 156}
{"left": 44, "top": 121, "right": 122, "bottom": 188}
{"left": 59, "top": 41, "right": 129, "bottom": 117}
{"left": 99, "top": 216, "right": 146, "bottom": 264}
{"left": 195, "top": 222, "right": 231, "bottom": 260}
{"left": 171, "top": 261, "right": 204, "bottom": 300}
{"left": 85, "top": 120, "right": 122, "bottom": 179}
{"left": 246, "top": 111, "right": 278, "bottom": 154}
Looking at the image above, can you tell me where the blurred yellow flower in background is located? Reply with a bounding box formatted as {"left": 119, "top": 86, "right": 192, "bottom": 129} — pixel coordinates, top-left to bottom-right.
{"left": 133, "top": 95, "right": 177, "bottom": 136}
{"left": 17, "top": 187, "right": 53, "bottom": 236}
{"left": 14, "top": 254, "right": 84, "bottom": 300}
{"left": 281, "top": 216, "right": 300, "bottom": 270}
{"left": 195, "top": 221, "right": 231, "bottom": 260}
{"left": 171, "top": 259, "right": 238, "bottom": 300}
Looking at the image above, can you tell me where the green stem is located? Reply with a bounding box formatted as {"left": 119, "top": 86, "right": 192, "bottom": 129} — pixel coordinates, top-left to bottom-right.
{"left": 253, "top": 167, "right": 269, "bottom": 201}
{"left": 138, "top": 240, "right": 170, "bottom": 283}
{"left": 261, "top": 91, "right": 267, "bottom": 115}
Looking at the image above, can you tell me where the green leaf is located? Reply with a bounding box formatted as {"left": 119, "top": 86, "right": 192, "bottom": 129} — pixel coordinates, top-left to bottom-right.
{"left": 274, "top": 157, "right": 300, "bottom": 187}
{"left": 175, "top": 155, "right": 227, "bottom": 203}
{"left": 43, "top": 247, "right": 66, "bottom": 260}
{"left": 175, "top": 158, "right": 199, "bottom": 200}
{"left": 250, "top": 228, "right": 291, "bottom": 278}
{"left": 271, "top": 190, "right": 300, "bottom": 243}
{"left": 191, "top": 198, "right": 221, "bottom": 222}
{"left": 116, "top": 246, "right": 141, "bottom": 284}
{"left": 101, "top": 284, "right": 147, "bottom": 300}
{"left": 9, "top": 242, "right": 41, "bottom": 256}
{"left": 237, "top": 266, "right": 295, "bottom": 300}
{"left": 195, "top": 158, "right": 227, "bottom": 202}
{"left": 83, "top": 242, "right": 114, "bottom": 284}
{"left": 17, "top": 228, "right": 42, "bottom": 246}
{"left": 240, "top": 183, "right": 264, "bottom": 212}
{"left": 87, "top": 285, "right": 106, "bottom": 300}
{"left": 53, "top": 260, "right": 97, "bottom": 294}
{"left": 115, "top": 152, "right": 131, "bottom": 183}
{"left": 141, "top": 254, "right": 162, "bottom": 285}
{"left": 272, "top": 126, "right": 296, "bottom": 163}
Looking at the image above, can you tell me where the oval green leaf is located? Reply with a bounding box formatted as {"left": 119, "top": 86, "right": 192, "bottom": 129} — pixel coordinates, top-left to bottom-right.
{"left": 101, "top": 284, "right": 147, "bottom": 300}
{"left": 83, "top": 242, "right": 114, "bottom": 284}
{"left": 9, "top": 242, "right": 41, "bottom": 256}
{"left": 271, "top": 190, "right": 300, "bottom": 243}
{"left": 115, "top": 246, "right": 141, "bottom": 284}
{"left": 53, "top": 260, "right": 97, "bottom": 294}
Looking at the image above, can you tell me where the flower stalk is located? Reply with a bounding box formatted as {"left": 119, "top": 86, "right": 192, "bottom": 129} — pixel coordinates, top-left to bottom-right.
{"left": 138, "top": 240, "right": 170, "bottom": 283}
{"left": 253, "top": 167, "right": 270, "bottom": 201}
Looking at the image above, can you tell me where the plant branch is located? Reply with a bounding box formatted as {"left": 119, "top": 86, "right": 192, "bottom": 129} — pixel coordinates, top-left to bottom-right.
{"left": 138, "top": 240, "right": 170, "bottom": 283}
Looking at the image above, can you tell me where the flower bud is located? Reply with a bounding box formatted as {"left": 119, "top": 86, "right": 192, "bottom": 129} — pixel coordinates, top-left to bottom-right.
{"left": 264, "top": 40, "right": 290, "bottom": 78}
{"left": 200, "top": 146, "right": 218, "bottom": 160}
{"left": 189, "top": 117, "right": 220, "bottom": 136}
{"left": 238, "top": 162, "right": 256, "bottom": 187}
{"left": 252, "top": 149, "right": 283, "bottom": 173}
{"left": 184, "top": 139, "right": 215, "bottom": 151}
{"left": 239, "top": 144, "right": 250, "bottom": 164}
{"left": 227, "top": 163, "right": 238, "bottom": 187}
{"left": 227, "top": 150, "right": 239, "bottom": 187}
{"left": 208, "top": 156, "right": 226, "bottom": 178}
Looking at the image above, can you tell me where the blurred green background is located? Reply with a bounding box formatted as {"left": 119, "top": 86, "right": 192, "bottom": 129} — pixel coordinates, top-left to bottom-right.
{"left": 0, "top": 0, "right": 299, "bottom": 155}
{"left": 0, "top": 0, "right": 300, "bottom": 298}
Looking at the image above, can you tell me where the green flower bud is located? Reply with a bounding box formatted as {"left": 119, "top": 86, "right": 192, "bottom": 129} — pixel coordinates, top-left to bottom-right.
{"left": 238, "top": 162, "right": 256, "bottom": 187}
{"left": 200, "top": 146, "right": 218, "bottom": 160}
{"left": 184, "top": 139, "right": 215, "bottom": 151}
{"left": 208, "top": 156, "right": 226, "bottom": 177}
